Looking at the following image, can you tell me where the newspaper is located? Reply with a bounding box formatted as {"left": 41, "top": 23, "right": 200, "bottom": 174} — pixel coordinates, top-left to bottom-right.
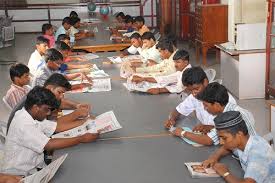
{"left": 21, "top": 154, "right": 68, "bottom": 183}
{"left": 66, "top": 64, "right": 99, "bottom": 74}
{"left": 123, "top": 81, "right": 163, "bottom": 93}
{"left": 107, "top": 56, "right": 123, "bottom": 64}
{"left": 70, "top": 78, "right": 111, "bottom": 93}
{"left": 87, "top": 70, "right": 109, "bottom": 78}
{"left": 52, "top": 111, "right": 122, "bottom": 138}
{"left": 185, "top": 162, "right": 219, "bottom": 178}
{"left": 79, "top": 53, "right": 99, "bottom": 60}
{"left": 169, "top": 126, "right": 203, "bottom": 147}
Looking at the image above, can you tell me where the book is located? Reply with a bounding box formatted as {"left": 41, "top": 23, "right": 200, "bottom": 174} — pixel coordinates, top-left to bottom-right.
{"left": 185, "top": 162, "right": 219, "bottom": 178}
{"left": 21, "top": 154, "right": 68, "bottom": 183}
{"left": 52, "top": 111, "right": 122, "bottom": 138}
{"left": 169, "top": 126, "right": 204, "bottom": 147}
{"left": 70, "top": 78, "right": 111, "bottom": 93}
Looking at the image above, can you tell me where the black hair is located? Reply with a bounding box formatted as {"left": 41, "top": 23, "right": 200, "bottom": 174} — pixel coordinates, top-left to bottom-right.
{"left": 44, "top": 48, "right": 63, "bottom": 63}
{"left": 62, "top": 17, "right": 71, "bottom": 25}
{"left": 130, "top": 32, "right": 141, "bottom": 40}
{"left": 196, "top": 82, "right": 229, "bottom": 106}
{"left": 70, "top": 16, "right": 81, "bottom": 26}
{"left": 133, "top": 16, "right": 145, "bottom": 24}
{"left": 9, "top": 63, "right": 29, "bottom": 82}
{"left": 181, "top": 67, "right": 208, "bottom": 86}
{"left": 125, "top": 16, "right": 133, "bottom": 24}
{"left": 24, "top": 86, "right": 60, "bottom": 111}
{"left": 156, "top": 39, "right": 174, "bottom": 53}
{"left": 44, "top": 73, "right": 72, "bottom": 91}
{"left": 160, "top": 33, "right": 177, "bottom": 47}
{"left": 36, "top": 36, "right": 49, "bottom": 45}
{"left": 141, "top": 32, "right": 156, "bottom": 42}
{"left": 70, "top": 11, "right": 78, "bottom": 17}
{"left": 55, "top": 41, "right": 71, "bottom": 51}
{"left": 57, "top": 34, "right": 70, "bottom": 42}
{"left": 42, "top": 23, "right": 52, "bottom": 34}
{"left": 173, "top": 49, "right": 189, "bottom": 61}
{"left": 116, "top": 12, "right": 125, "bottom": 18}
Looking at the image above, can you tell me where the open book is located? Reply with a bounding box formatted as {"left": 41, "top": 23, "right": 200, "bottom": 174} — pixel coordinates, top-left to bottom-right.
{"left": 169, "top": 126, "right": 203, "bottom": 147}
{"left": 185, "top": 162, "right": 219, "bottom": 178}
{"left": 70, "top": 78, "right": 111, "bottom": 93}
{"left": 21, "top": 154, "right": 68, "bottom": 183}
{"left": 52, "top": 111, "right": 122, "bottom": 138}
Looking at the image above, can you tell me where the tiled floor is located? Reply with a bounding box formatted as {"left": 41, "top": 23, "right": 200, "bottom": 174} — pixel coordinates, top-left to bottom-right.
{"left": 0, "top": 33, "right": 270, "bottom": 136}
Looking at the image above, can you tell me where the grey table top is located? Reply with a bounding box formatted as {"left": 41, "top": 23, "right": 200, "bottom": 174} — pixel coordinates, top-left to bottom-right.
{"left": 53, "top": 52, "right": 243, "bottom": 183}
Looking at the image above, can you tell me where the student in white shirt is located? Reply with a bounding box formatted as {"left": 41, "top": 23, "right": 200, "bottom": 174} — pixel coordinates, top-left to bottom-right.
{"left": 69, "top": 16, "right": 94, "bottom": 40}
{"left": 2, "top": 86, "right": 98, "bottom": 176}
{"left": 55, "top": 17, "right": 72, "bottom": 41}
{"left": 28, "top": 36, "right": 49, "bottom": 75}
{"left": 120, "top": 32, "right": 143, "bottom": 57}
{"left": 164, "top": 67, "right": 236, "bottom": 145}
{"left": 130, "top": 49, "right": 191, "bottom": 94}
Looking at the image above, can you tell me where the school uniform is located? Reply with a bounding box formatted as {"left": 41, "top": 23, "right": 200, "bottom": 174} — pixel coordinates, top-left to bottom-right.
{"left": 1, "top": 108, "right": 56, "bottom": 176}
{"left": 139, "top": 44, "right": 162, "bottom": 64}
{"left": 28, "top": 50, "right": 43, "bottom": 76}
{"left": 32, "top": 65, "right": 57, "bottom": 87}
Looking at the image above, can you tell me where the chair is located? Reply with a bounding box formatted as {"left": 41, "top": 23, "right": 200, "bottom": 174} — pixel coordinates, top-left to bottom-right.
{"left": 2, "top": 97, "right": 12, "bottom": 111}
{"left": 263, "top": 131, "right": 275, "bottom": 150}
{"left": 204, "top": 68, "right": 216, "bottom": 82}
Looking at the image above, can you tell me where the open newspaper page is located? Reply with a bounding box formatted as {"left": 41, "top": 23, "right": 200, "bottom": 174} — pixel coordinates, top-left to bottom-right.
{"left": 70, "top": 78, "right": 111, "bottom": 93}
{"left": 66, "top": 64, "right": 99, "bottom": 74}
{"left": 52, "top": 111, "right": 122, "bottom": 138}
{"left": 185, "top": 162, "right": 219, "bottom": 178}
{"left": 21, "top": 154, "right": 68, "bottom": 183}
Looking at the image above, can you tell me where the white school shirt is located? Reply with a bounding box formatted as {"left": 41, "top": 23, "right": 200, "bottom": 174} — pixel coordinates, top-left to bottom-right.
{"left": 176, "top": 92, "right": 236, "bottom": 125}
{"left": 28, "top": 50, "right": 43, "bottom": 76}
{"left": 154, "top": 64, "right": 192, "bottom": 93}
{"left": 139, "top": 44, "right": 162, "bottom": 64}
{"left": 1, "top": 108, "right": 56, "bottom": 176}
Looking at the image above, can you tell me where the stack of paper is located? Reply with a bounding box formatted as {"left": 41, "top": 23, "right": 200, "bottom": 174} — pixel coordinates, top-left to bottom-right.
{"left": 52, "top": 111, "right": 122, "bottom": 138}
{"left": 185, "top": 162, "right": 219, "bottom": 178}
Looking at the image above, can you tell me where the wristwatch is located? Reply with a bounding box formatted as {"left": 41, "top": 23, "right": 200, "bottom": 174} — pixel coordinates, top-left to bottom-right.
{"left": 181, "top": 130, "right": 186, "bottom": 137}
{"left": 223, "top": 172, "right": 230, "bottom": 178}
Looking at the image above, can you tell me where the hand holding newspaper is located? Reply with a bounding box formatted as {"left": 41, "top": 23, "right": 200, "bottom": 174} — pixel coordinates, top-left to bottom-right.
{"left": 70, "top": 78, "right": 111, "bottom": 93}
{"left": 185, "top": 162, "right": 219, "bottom": 178}
{"left": 21, "top": 154, "right": 68, "bottom": 183}
{"left": 52, "top": 111, "right": 122, "bottom": 138}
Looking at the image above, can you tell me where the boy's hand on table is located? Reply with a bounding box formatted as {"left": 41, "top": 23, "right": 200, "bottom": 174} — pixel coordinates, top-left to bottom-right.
{"left": 147, "top": 88, "right": 159, "bottom": 95}
{"left": 76, "top": 103, "right": 91, "bottom": 111}
{"left": 202, "top": 157, "right": 218, "bottom": 168}
{"left": 0, "top": 174, "right": 22, "bottom": 183}
{"left": 172, "top": 127, "right": 183, "bottom": 137}
{"left": 164, "top": 119, "right": 176, "bottom": 129}
{"left": 212, "top": 163, "right": 229, "bottom": 176}
{"left": 131, "top": 75, "right": 144, "bottom": 83}
{"left": 74, "top": 107, "right": 89, "bottom": 118}
{"left": 80, "top": 133, "right": 99, "bottom": 143}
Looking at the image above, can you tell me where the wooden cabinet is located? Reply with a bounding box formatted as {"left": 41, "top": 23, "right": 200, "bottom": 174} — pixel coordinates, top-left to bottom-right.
{"left": 195, "top": 4, "right": 228, "bottom": 65}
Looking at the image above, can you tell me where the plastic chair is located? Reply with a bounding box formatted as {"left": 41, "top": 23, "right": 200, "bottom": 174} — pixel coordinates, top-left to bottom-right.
{"left": 204, "top": 68, "right": 216, "bottom": 82}
{"left": 211, "top": 79, "right": 223, "bottom": 84}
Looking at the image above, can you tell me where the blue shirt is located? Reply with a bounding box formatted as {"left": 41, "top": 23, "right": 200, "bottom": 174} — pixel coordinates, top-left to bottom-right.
{"left": 235, "top": 135, "right": 275, "bottom": 183}
{"left": 55, "top": 25, "right": 75, "bottom": 42}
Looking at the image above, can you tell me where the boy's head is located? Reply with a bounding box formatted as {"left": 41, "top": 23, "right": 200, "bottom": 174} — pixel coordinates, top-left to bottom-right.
{"left": 10, "top": 63, "right": 30, "bottom": 86}
{"left": 116, "top": 12, "right": 125, "bottom": 23}
{"left": 160, "top": 34, "right": 177, "bottom": 48}
{"left": 172, "top": 49, "right": 189, "bottom": 71}
{"left": 182, "top": 67, "right": 208, "bottom": 97}
{"left": 44, "top": 73, "right": 71, "bottom": 101}
{"left": 214, "top": 111, "right": 248, "bottom": 151}
{"left": 156, "top": 39, "right": 174, "bottom": 60}
{"left": 133, "top": 16, "right": 145, "bottom": 29}
{"left": 70, "top": 16, "right": 81, "bottom": 28}
{"left": 24, "top": 86, "right": 60, "bottom": 121}
{"left": 36, "top": 36, "right": 49, "bottom": 55}
{"left": 42, "top": 23, "right": 54, "bottom": 36}
{"left": 141, "top": 32, "right": 156, "bottom": 49}
{"left": 70, "top": 11, "right": 78, "bottom": 18}
{"left": 197, "top": 82, "right": 229, "bottom": 115}
{"left": 57, "top": 34, "right": 70, "bottom": 46}
{"left": 125, "top": 15, "right": 133, "bottom": 27}
{"left": 55, "top": 41, "right": 71, "bottom": 57}
{"left": 62, "top": 17, "right": 71, "bottom": 30}
{"left": 44, "top": 48, "right": 64, "bottom": 71}
{"left": 130, "top": 33, "right": 142, "bottom": 48}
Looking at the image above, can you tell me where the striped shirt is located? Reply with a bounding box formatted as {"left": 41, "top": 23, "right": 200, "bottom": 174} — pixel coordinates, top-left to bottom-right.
{"left": 3, "top": 84, "right": 31, "bottom": 109}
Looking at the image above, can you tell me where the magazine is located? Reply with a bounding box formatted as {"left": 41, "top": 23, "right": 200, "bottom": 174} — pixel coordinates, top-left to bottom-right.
{"left": 169, "top": 126, "right": 203, "bottom": 147}
{"left": 52, "top": 111, "right": 122, "bottom": 138}
{"left": 185, "top": 162, "right": 219, "bottom": 178}
{"left": 21, "top": 154, "right": 68, "bottom": 183}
